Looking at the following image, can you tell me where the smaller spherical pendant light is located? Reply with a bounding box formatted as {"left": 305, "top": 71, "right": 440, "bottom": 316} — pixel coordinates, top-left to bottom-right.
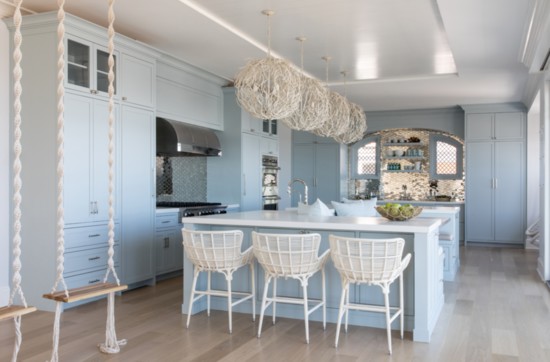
{"left": 234, "top": 10, "right": 302, "bottom": 120}
{"left": 333, "top": 102, "right": 367, "bottom": 144}
{"left": 313, "top": 90, "right": 350, "bottom": 137}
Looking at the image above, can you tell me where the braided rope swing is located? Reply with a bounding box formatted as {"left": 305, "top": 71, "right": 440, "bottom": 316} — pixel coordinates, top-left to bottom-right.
{"left": 234, "top": 10, "right": 302, "bottom": 120}
{"left": 46, "top": 1, "right": 126, "bottom": 360}
{"left": 280, "top": 37, "right": 329, "bottom": 131}
{"left": 99, "top": 0, "right": 126, "bottom": 353}
{"left": 2, "top": 1, "right": 37, "bottom": 361}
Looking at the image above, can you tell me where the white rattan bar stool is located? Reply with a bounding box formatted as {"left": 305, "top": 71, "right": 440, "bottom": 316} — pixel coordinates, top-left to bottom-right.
{"left": 182, "top": 228, "right": 255, "bottom": 333}
{"left": 329, "top": 235, "right": 411, "bottom": 354}
{"left": 252, "top": 231, "right": 330, "bottom": 344}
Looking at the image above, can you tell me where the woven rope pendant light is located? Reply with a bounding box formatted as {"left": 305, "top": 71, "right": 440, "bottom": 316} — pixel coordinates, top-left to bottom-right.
{"left": 280, "top": 37, "right": 329, "bottom": 131}
{"left": 234, "top": 10, "right": 302, "bottom": 120}
{"left": 333, "top": 102, "right": 367, "bottom": 144}
{"left": 312, "top": 57, "right": 350, "bottom": 137}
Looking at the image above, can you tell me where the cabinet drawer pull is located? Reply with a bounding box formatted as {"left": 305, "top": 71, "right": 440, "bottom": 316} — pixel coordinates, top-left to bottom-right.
{"left": 88, "top": 279, "right": 100, "bottom": 284}
{"left": 88, "top": 256, "right": 101, "bottom": 261}
{"left": 161, "top": 220, "right": 170, "bottom": 224}
{"left": 164, "top": 237, "right": 170, "bottom": 248}
{"left": 88, "top": 234, "right": 101, "bottom": 238}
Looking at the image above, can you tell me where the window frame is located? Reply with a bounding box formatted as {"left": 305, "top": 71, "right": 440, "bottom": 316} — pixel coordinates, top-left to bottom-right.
{"left": 429, "top": 134, "right": 463, "bottom": 180}
{"left": 350, "top": 135, "right": 381, "bottom": 179}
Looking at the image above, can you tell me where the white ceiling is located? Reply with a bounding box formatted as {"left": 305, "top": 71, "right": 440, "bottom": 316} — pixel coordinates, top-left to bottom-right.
{"left": 1, "top": 0, "right": 539, "bottom": 111}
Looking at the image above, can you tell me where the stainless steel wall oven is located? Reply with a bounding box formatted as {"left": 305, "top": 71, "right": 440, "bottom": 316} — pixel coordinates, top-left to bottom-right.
{"left": 262, "top": 155, "right": 280, "bottom": 210}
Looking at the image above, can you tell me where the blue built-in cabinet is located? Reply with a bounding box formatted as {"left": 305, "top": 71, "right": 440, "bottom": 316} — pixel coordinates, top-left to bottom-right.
{"left": 463, "top": 104, "right": 526, "bottom": 245}
{"left": 291, "top": 130, "right": 347, "bottom": 206}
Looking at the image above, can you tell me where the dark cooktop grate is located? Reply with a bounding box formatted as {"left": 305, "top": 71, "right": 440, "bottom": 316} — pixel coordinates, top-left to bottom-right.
{"left": 156, "top": 201, "right": 222, "bottom": 208}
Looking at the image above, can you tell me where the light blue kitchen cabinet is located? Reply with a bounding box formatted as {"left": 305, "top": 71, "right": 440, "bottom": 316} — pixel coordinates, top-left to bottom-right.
{"left": 119, "top": 52, "right": 156, "bottom": 108}
{"left": 120, "top": 105, "right": 156, "bottom": 285}
{"left": 465, "top": 111, "right": 524, "bottom": 141}
{"left": 464, "top": 107, "right": 526, "bottom": 245}
{"left": 63, "top": 93, "right": 120, "bottom": 225}
{"left": 156, "top": 58, "right": 224, "bottom": 130}
{"left": 155, "top": 212, "right": 183, "bottom": 276}
{"left": 65, "top": 35, "right": 119, "bottom": 99}
{"left": 241, "top": 133, "right": 262, "bottom": 211}
{"left": 291, "top": 132, "right": 344, "bottom": 206}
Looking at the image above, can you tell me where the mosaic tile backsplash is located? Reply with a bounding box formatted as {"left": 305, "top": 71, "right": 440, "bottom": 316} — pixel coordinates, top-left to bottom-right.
{"left": 350, "top": 129, "right": 465, "bottom": 201}
{"left": 156, "top": 156, "right": 207, "bottom": 202}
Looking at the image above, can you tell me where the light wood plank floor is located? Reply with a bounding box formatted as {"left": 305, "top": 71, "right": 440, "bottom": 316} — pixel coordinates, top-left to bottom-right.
{"left": 2, "top": 246, "right": 550, "bottom": 362}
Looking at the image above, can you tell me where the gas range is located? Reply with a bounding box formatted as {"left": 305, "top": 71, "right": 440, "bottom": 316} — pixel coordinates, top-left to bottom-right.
{"left": 156, "top": 201, "right": 227, "bottom": 218}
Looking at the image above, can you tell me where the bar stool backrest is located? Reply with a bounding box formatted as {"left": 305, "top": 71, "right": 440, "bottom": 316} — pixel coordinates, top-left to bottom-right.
{"left": 252, "top": 232, "right": 322, "bottom": 278}
{"left": 329, "top": 236, "right": 405, "bottom": 284}
{"left": 183, "top": 229, "right": 245, "bottom": 271}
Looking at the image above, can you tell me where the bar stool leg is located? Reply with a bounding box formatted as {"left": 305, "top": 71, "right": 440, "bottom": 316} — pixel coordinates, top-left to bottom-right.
{"left": 207, "top": 271, "right": 211, "bottom": 317}
{"left": 258, "top": 276, "right": 271, "bottom": 338}
{"left": 335, "top": 282, "right": 348, "bottom": 348}
{"left": 384, "top": 288, "right": 392, "bottom": 355}
{"left": 302, "top": 280, "right": 309, "bottom": 344}
{"left": 187, "top": 267, "right": 200, "bottom": 328}
{"left": 227, "top": 274, "right": 233, "bottom": 334}
{"left": 250, "top": 263, "right": 256, "bottom": 321}
{"left": 344, "top": 285, "right": 350, "bottom": 333}
{"left": 400, "top": 273, "right": 404, "bottom": 339}
{"left": 272, "top": 278, "right": 277, "bottom": 325}
{"left": 322, "top": 268, "right": 326, "bottom": 330}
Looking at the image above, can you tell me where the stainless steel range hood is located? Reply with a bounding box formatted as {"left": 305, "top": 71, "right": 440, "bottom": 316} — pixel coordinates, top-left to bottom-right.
{"left": 156, "top": 117, "right": 221, "bottom": 157}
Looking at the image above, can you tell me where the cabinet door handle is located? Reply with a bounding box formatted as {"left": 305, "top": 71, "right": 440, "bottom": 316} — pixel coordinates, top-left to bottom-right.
{"left": 88, "top": 256, "right": 100, "bottom": 261}
{"left": 243, "top": 173, "right": 246, "bottom": 196}
{"left": 494, "top": 178, "right": 498, "bottom": 189}
{"left": 88, "top": 233, "right": 101, "bottom": 238}
{"left": 164, "top": 237, "right": 170, "bottom": 248}
{"left": 122, "top": 96, "right": 127, "bottom": 101}
{"left": 94, "top": 201, "right": 98, "bottom": 214}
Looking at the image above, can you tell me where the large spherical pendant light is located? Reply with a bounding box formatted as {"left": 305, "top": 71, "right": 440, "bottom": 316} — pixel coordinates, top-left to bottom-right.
{"left": 234, "top": 10, "right": 302, "bottom": 120}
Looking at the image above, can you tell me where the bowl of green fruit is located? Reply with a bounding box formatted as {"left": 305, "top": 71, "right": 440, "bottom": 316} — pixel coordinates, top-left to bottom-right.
{"left": 376, "top": 203, "right": 423, "bottom": 221}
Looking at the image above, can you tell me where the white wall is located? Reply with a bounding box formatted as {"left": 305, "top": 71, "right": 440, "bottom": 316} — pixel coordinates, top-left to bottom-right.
{"left": 527, "top": 95, "right": 541, "bottom": 250}
{"left": 1, "top": 21, "right": 10, "bottom": 305}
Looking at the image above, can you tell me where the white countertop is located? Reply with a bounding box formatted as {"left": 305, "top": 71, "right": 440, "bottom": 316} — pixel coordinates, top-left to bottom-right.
{"left": 183, "top": 210, "right": 442, "bottom": 233}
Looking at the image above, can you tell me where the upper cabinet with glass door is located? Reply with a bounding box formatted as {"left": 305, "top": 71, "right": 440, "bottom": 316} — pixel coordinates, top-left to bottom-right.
{"left": 67, "top": 37, "right": 118, "bottom": 98}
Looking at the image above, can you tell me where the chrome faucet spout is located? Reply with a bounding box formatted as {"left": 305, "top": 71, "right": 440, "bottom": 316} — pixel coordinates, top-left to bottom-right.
{"left": 288, "top": 178, "right": 309, "bottom": 205}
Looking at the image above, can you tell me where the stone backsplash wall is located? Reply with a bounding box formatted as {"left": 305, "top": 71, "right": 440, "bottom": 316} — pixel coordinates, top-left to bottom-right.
{"left": 156, "top": 156, "right": 207, "bottom": 202}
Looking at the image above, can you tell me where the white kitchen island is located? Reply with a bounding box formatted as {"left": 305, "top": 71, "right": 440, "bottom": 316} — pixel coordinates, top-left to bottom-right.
{"left": 182, "top": 210, "right": 444, "bottom": 343}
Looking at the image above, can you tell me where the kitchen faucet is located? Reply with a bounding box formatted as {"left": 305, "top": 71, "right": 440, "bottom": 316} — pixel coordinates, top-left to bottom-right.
{"left": 287, "top": 178, "right": 308, "bottom": 205}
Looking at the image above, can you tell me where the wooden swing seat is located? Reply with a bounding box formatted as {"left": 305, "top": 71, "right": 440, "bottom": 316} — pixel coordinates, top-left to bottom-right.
{"left": 43, "top": 283, "right": 128, "bottom": 303}
{"left": 0, "top": 305, "right": 37, "bottom": 321}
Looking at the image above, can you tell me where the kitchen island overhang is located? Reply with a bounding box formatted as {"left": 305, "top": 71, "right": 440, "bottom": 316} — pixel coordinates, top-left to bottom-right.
{"left": 181, "top": 210, "right": 447, "bottom": 343}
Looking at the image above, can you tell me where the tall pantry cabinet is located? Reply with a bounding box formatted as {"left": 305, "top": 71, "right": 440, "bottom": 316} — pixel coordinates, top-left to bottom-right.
{"left": 464, "top": 105, "right": 526, "bottom": 245}
{"left": 208, "top": 87, "right": 278, "bottom": 211}
{"left": 5, "top": 12, "right": 156, "bottom": 311}
{"left": 291, "top": 131, "right": 347, "bottom": 206}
